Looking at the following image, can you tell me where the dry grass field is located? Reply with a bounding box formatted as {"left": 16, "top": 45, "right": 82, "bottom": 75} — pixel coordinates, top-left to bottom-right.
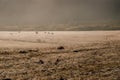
{"left": 0, "top": 31, "right": 120, "bottom": 80}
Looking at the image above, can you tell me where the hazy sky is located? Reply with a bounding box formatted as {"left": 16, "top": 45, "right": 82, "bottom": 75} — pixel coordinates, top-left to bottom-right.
{"left": 0, "top": 0, "right": 120, "bottom": 25}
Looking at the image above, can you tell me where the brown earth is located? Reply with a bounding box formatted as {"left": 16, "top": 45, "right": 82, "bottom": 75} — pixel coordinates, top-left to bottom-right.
{"left": 0, "top": 31, "right": 120, "bottom": 80}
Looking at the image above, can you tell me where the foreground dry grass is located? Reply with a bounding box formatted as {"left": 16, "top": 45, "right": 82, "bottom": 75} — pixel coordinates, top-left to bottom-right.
{"left": 0, "top": 40, "right": 120, "bottom": 80}
{"left": 0, "top": 31, "right": 120, "bottom": 80}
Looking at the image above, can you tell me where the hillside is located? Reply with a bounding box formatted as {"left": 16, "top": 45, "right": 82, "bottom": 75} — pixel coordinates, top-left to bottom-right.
{"left": 0, "top": 23, "right": 120, "bottom": 31}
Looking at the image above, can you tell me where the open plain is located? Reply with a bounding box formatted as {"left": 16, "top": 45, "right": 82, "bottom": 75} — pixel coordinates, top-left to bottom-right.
{"left": 0, "top": 31, "right": 120, "bottom": 80}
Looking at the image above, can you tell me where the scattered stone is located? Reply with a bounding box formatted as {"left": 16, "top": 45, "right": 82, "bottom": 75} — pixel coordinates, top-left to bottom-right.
{"left": 57, "top": 46, "right": 65, "bottom": 50}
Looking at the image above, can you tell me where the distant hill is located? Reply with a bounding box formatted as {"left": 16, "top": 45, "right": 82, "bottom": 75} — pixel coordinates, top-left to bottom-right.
{"left": 0, "top": 22, "right": 120, "bottom": 31}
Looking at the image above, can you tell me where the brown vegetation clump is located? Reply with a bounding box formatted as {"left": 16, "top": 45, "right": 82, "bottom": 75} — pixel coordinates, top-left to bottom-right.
{"left": 19, "top": 50, "right": 28, "bottom": 54}
{"left": 2, "top": 78, "right": 11, "bottom": 80}
{"left": 37, "top": 60, "right": 44, "bottom": 64}
{"left": 73, "top": 50, "right": 80, "bottom": 52}
{"left": 57, "top": 46, "right": 65, "bottom": 50}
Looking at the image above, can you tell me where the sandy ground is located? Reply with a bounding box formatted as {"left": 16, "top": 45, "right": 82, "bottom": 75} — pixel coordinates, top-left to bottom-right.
{"left": 0, "top": 31, "right": 120, "bottom": 48}
{"left": 0, "top": 31, "right": 120, "bottom": 80}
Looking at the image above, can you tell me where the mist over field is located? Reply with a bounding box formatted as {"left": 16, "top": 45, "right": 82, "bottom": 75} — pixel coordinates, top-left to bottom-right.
{"left": 0, "top": 0, "right": 120, "bottom": 30}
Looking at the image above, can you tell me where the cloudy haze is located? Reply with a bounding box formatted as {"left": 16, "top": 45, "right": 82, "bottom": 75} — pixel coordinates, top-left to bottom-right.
{"left": 0, "top": 0, "right": 120, "bottom": 25}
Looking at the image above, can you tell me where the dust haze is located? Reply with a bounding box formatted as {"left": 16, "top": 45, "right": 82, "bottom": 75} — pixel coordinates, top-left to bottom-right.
{"left": 0, "top": 1, "right": 120, "bottom": 80}
{"left": 0, "top": 0, "right": 120, "bottom": 26}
